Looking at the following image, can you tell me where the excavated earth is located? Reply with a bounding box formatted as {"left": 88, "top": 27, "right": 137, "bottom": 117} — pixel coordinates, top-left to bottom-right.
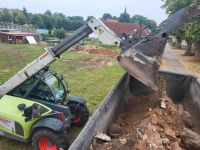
{"left": 90, "top": 78, "right": 196, "bottom": 150}
{"left": 71, "top": 45, "right": 119, "bottom": 57}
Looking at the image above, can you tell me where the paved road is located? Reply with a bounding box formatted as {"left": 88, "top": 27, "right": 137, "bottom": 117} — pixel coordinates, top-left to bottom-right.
{"left": 160, "top": 45, "right": 193, "bottom": 75}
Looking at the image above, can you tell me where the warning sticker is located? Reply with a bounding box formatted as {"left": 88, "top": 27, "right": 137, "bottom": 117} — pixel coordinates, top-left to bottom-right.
{"left": 98, "top": 28, "right": 104, "bottom": 35}
{"left": 0, "top": 117, "right": 15, "bottom": 133}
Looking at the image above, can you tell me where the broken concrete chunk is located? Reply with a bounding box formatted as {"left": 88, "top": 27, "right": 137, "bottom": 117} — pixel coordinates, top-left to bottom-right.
{"left": 134, "top": 140, "right": 146, "bottom": 150}
{"left": 119, "top": 138, "right": 127, "bottom": 145}
{"left": 162, "top": 138, "right": 170, "bottom": 145}
{"left": 164, "top": 125, "right": 176, "bottom": 140}
{"left": 108, "top": 124, "right": 123, "bottom": 138}
{"left": 95, "top": 132, "right": 111, "bottom": 142}
{"left": 183, "top": 111, "right": 191, "bottom": 118}
{"left": 148, "top": 107, "right": 152, "bottom": 112}
{"left": 170, "top": 142, "right": 182, "bottom": 150}
{"left": 177, "top": 104, "right": 184, "bottom": 114}
{"left": 161, "top": 100, "right": 167, "bottom": 109}
{"left": 151, "top": 114, "right": 158, "bottom": 125}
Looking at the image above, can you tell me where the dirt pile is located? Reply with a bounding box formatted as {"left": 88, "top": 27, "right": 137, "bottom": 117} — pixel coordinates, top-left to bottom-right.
{"left": 90, "top": 79, "right": 198, "bottom": 150}
{"left": 71, "top": 45, "right": 119, "bottom": 57}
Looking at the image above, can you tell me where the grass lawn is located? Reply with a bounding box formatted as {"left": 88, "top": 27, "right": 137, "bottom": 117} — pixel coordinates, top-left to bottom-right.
{"left": 0, "top": 43, "right": 124, "bottom": 149}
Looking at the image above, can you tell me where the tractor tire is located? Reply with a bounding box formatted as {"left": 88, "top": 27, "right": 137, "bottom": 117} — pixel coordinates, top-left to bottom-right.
{"left": 32, "top": 129, "right": 69, "bottom": 150}
{"left": 68, "top": 102, "right": 89, "bottom": 127}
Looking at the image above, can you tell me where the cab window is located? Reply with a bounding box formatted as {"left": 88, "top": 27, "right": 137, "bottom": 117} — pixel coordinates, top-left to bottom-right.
{"left": 10, "top": 77, "right": 37, "bottom": 97}
{"left": 27, "top": 80, "right": 55, "bottom": 103}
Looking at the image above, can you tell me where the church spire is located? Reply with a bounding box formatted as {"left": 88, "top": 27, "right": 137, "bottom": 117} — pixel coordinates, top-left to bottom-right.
{"left": 124, "top": 7, "right": 127, "bottom": 14}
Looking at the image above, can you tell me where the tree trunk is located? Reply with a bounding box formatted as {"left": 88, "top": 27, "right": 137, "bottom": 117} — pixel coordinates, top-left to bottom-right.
{"left": 193, "top": 41, "right": 200, "bottom": 56}
{"left": 184, "top": 43, "right": 193, "bottom": 56}
{"left": 175, "top": 42, "right": 181, "bottom": 49}
{"left": 180, "top": 128, "right": 200, "bottom": 150}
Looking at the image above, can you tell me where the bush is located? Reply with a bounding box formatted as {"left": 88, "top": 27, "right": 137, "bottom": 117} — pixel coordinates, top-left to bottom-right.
{"left": 54, "top": 29, "right": 66, "bottom": 39}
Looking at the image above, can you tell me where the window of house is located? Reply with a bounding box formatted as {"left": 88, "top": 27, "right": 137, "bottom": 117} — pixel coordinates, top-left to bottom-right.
{"left": 8, "top": 35, "right": 12, "bottom": 40}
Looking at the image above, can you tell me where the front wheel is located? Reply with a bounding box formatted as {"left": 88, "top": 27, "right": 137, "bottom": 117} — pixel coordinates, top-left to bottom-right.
{"left": 32, "top": 129, "right": 69, "bottom": 150}
{"left": 68, "top": 102, "right": 89, "bottom": 127}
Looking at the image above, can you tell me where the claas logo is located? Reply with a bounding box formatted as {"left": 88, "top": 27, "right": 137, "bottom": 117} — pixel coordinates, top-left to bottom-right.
{"left": 40, "top": 52, "right": 49, "bottom": 60}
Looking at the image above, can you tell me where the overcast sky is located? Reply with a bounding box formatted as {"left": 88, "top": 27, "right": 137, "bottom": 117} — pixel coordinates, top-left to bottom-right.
{"left": 1, "top": 0, "right": 167, "bottom": 24}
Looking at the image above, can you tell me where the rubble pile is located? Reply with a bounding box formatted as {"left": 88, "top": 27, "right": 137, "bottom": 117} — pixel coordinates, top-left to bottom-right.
{"left": 71, "top": 45, "right": 119, "bottom": 57}
{"left": 90, "top": 78, "right": 199, "bottom": 150}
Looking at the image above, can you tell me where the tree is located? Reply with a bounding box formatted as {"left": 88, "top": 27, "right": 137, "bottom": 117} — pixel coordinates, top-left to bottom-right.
{"left": 162, "top": 0, "right": 200, "bottom": 56}
{"left": 42, "top": 12, "right": 54, "bottom": 30}
{"left": 118, "top": 12, "right": 130, "bottom": 22}
{"left": 1, "top": 8, "right": 12, "bottom": 22}
{"left": 67, "top": 16, "right": 85, "bottom": 30}
{"left": 54, "top": 13, "right": 66, "bottom": 29}
{"left": 184, "top": 19, "right": 200, "bottom": 55}
{"left": 118, "top": 7, "right": 130, "bottom": 22}
{"left": 54, "top": 29, "right": 66, "bottom": 39}
{"left": 101, "top": 13, "right": 112, "bottom": 21}
{"left": 193, "top": 0, "right": 200, "bottom": 5}
{"left": 161, "top": 0, "right": 193, "bottom": 15}
{"left": 172, "top": 29, "right": 185, "bottom": 49}
{"left": 86, "top": 16, "right": 94, "bottom": 21}
{"left": 22, "top": 7, "right": 28, "bottom": 18}
{"left": 146, "top": 19, "right": 157, "bottom": 31}
{"left": 22, "top": 7, "right": 29, "bottom": 24}
{"left": 16, "top": 12, "right": 26, "bottom": 25}
{"left": 0, "top": 10, "right": 2, "bottom": 22}
{"left": 30, "top": 14, "right": 45, "bottom": 28}
{"left": 130, "top": 15, "right": 157, "bottom": 31}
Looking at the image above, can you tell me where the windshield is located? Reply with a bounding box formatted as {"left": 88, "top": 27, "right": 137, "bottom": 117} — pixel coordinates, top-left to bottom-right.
{"left": 44, "top": 73, "right": 65, "bottom": 101}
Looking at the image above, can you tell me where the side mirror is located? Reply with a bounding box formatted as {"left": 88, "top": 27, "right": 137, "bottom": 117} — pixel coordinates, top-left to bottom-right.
{"left": 66, "top": 89, "right": 70, "bottom": 94}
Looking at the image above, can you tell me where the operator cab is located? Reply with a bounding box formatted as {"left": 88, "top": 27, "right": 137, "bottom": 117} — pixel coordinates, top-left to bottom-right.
{"left": 9, "top": 69, "right": 69, "bottom": 104}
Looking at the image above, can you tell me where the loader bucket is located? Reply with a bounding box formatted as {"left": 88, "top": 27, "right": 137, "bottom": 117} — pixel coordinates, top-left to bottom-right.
{"left": 118, "top": 36, "right": 167, "bottom": 90}
{"left": 117, "top": 52, "right": 158, "bottom": 90}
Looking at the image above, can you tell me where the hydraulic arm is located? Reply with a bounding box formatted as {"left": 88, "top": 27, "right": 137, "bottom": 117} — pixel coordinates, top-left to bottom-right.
{"left": 0, "top": 18, "right": 121, "bottom": 97}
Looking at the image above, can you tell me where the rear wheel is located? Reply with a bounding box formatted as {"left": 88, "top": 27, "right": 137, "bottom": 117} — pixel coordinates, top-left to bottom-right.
{"left": 68, "top": 102, "right": 89, "bottom": 127}
{"left": 32, "top": 129, "right": 69, "bottom": 150}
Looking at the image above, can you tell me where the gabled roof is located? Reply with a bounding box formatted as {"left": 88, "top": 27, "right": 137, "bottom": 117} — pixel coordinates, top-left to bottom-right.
{"left": 104, "top": 19, "right": 150, "bottom": 36}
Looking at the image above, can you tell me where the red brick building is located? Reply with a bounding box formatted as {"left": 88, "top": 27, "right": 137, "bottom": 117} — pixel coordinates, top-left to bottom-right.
{"left": 104, "top": 19, "right": 150, "bottom": 37}
{"left": 0, "top": 32, "right": 39, "bottom": 44}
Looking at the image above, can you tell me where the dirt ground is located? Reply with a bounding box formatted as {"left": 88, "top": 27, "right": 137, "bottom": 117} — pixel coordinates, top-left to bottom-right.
{"left": 91, "top": 78, "right": 196, "bottom": 150}
{"left": 71, "top": 45, "right": 119, "bottom": 57}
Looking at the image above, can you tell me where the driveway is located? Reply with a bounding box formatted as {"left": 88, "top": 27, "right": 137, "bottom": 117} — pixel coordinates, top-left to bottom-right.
{"left": 160, "top": 44, "right": 193, "bottom": 75}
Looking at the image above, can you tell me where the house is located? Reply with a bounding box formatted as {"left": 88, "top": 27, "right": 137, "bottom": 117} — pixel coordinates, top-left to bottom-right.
{"left": 104, "top": 19, "right": 150, "bottom": 37}
{"left": 0, "top": 31, "right": 39, "bottom": 44}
